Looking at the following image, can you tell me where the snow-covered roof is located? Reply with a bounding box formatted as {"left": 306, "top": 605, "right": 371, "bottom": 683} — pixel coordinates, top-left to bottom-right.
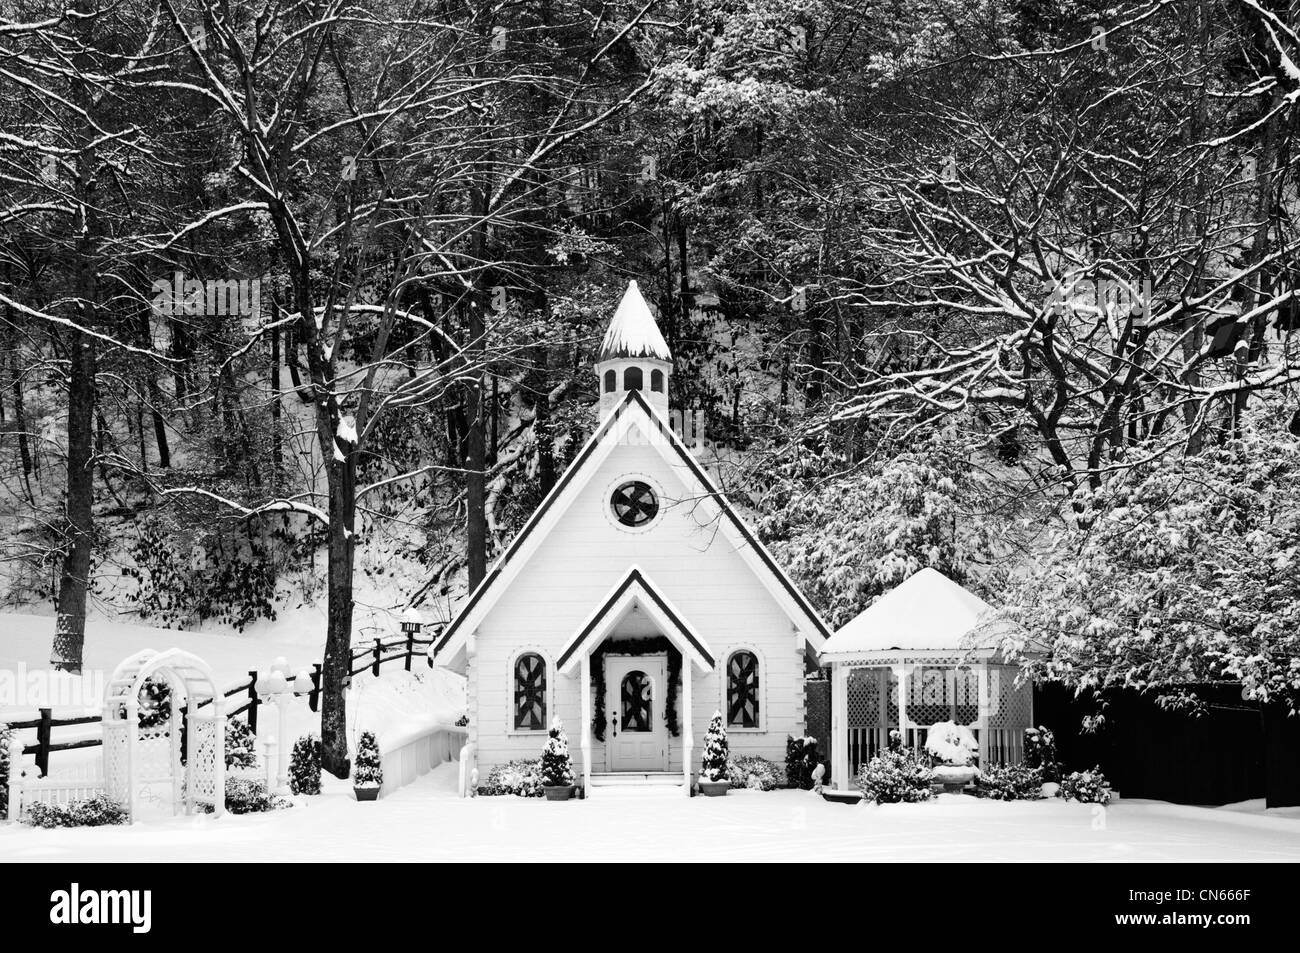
{"left": 598, "top": 281, "right": 671, "bottom": 362}
{"left": 821, "top": 568, "right": 1006, "bottom": 660}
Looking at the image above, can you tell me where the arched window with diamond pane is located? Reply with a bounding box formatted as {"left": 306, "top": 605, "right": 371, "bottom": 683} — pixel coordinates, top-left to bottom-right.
{"left": 727, "top": 650, "right": 760, "bottom": 728}
{"left": 513, "top": 653, "right": 547, "bottom": 731}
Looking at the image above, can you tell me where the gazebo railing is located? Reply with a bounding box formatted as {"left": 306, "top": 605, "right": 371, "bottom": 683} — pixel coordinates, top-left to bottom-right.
{"left": 845, "top": 725, "right": 1025, "bottom": 777}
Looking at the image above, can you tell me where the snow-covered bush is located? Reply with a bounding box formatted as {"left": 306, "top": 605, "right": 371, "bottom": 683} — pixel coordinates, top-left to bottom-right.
{"left": 887, "top": 729, "right": 903, "bottom": 752}
{"left": 225, "top": 719, "right": 258, "bottom": 770}
{"left": 1059, "top": 767, "right": 1111, "bottom": 804}
{"left": 353, "top": 731, "right": 383, "bottom": 789}
{"left": 975, "top": 763, "right": 1045, "bottom": 800}
{"left": 727, "top": 755, "right": 784, "bottom": 791}
{"left": 924, "top": 721, "right": 978, "bottom": 766}
{"left": 700, "top": 711, "right": 729, "bottom": 782}
{"left": 137, "top": 676, "right": 172, "bottom": 729}
{"left": 539, "top": 719, "right": 574, "bottom": 787}
{"left": 785, "top": 735, "right": 822, "bottom": 790}
{"left": 225, "top": 778, "right": 291, "bottom": 814}
{"left": 857, "top": 749, "right": 934, "bottom": 803}
{"left": 478, "top": 759, "right": 543, "bottom": 797}
{"left": 0, "top": 723, "right": 9, "bottom": 818}
{"left": 289, "top": 734, "right": 321, "bottom": 795}
{"left": 24, "top": 795, "right": 127, "bottom": 828}
{"left": 1023, "top": 727, "right": 1059, "bottom": 782}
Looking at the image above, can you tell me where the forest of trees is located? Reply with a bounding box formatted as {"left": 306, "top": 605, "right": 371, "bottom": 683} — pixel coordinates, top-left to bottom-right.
{"left": 2, "top": 0, "right": 1297, "bottom": 772}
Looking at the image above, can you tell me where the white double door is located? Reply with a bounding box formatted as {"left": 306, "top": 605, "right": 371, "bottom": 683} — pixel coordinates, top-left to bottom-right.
{"left": 605, "top": 656, "right": 669, "bottom": 772}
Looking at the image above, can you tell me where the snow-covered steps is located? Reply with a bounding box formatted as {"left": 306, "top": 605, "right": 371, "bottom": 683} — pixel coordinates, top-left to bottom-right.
{"left": 586, "top": 772, "right": 688, "bottom": 797}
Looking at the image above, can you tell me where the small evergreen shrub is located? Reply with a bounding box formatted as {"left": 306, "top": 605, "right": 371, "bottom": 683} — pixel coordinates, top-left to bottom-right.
{"left": 727, "top": 755, "right": 784, "bottom": 791}
{"left": 478, "top": 759, "right": 543, "bottom": 797}
{"left": 887, "top": 729, "right": 903, "bottom": 752}
{"left": 539, "top": 719, "right": 574, "bottom": 787}
{"left": 1024, "top": 726, "right": 1060, "bottom": 782}
{"left": 454, "top": 714, "right": 469, "bottom": 727}
{"left": 0, "top": 723, "right": 10, "bottom": 818}
{"left": 857, "top": 748, "right": 934, "bottom": 803}
{"left": 1060, "top": 767, "right": 1111, "bottom": 804}
{"left": 353, "top": 731, "right": 383, "bottom": 789}
{"left": 225, "top": 778, "right": 292, "bottom": 814}
{"left": 288, "top": 734, "right": 321, "bottom": 795}
{"left": 785, "top": 735, "right": 821, "bottom": 790}
{"left": 24, "top": 795, "right": 128, "bottom": 828}
{"left": 975, "top": 763, "right": 1046, "bottom": 800}
{"left": 700, "top": 711, "right": 729, "bottom": 782}
{"left": 225, "top": 719, "right": 259, "bottom": 770}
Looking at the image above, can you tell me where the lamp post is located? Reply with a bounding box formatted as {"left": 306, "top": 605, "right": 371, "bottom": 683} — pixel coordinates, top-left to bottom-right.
{"left": 255, "top": 657, "right": 315, "bottom": 793}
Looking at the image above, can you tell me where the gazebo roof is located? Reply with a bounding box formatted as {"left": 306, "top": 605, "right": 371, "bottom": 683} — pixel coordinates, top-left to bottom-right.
{"left": 820, "top": 568, "right": 1017, "bottom": 662}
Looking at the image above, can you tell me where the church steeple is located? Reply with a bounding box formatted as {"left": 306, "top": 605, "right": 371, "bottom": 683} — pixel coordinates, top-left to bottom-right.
{"left": 596, "top": 281, "right": 671, "bottom": 419}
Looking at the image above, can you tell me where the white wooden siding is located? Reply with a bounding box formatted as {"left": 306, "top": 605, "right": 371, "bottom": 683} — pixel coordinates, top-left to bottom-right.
{"left": 471, "top": 442, "right": 805, "bottom": 775}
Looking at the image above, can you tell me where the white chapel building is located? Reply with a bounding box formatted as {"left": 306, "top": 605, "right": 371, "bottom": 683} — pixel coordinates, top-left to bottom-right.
{"left": 430, "top": 280, "right": 830, "bottom": 793}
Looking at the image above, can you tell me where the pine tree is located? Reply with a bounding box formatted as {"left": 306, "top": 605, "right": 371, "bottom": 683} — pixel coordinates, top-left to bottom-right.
{"left": 539, "top": 718, "right": 574, "bottom": 787}
{"left": 0, "top": 722, "right": 11, "bottom": 818}
{"left": 225, "top": 719, "right": 258, "bottom": 770}
{"left": 700, "top": 711, "right": 729, "bottom": 782}
{"left": 289, "top": 734, "right": 321, "bottom": 795}
{"left": 353, "top": 731, "right": 383, "bottom": 789}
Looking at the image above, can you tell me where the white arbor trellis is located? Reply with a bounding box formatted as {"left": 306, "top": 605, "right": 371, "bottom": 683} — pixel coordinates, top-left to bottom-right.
{"left": 820, "top": 569, "right": 1037, "bottom": 789}
{"left": 102, "top": 649, "right": 226, "bottom": 820}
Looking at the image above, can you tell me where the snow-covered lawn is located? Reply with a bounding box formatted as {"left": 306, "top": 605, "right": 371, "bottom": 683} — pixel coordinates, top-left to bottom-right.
{"left": 4, "top": 765, "right": 1299, "bottom": 863}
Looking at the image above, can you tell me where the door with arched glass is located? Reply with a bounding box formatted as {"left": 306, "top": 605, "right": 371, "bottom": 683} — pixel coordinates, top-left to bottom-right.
{"left": 605, "top": 656, "right": 668, "bottom": 772}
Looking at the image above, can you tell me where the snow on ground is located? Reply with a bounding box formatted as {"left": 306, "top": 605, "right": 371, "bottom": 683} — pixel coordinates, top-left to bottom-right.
{"left": 3, "top": 771, "right": 1299, "bottom": 863}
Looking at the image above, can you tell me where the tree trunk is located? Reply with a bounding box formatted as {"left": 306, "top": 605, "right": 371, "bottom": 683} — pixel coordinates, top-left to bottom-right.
{"left": 320, "top": 449, "right": 356, "bottom": 778}
{"left": 466, "top": 187, "right": 488, "bottom": 590}
{"left": 52, "top": 330, "right": 96, "bottom": 673}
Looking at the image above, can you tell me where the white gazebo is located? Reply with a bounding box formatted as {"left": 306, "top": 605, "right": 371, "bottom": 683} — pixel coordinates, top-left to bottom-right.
{"left": 821, "top": 568, "right": 1035, "bottom": 790}
{"left": 102, "top": 648, "right": 226, "bottom": 819}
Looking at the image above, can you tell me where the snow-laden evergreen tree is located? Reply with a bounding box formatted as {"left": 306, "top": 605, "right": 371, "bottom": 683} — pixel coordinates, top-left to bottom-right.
{"left": 1012, "top": 412, "right": 1300, "bottom": 714}
{"left": 353, "top": 731, "right": 383, "bottom": 789}
{"left": 539, "top": 718, "right": 574, "bottom": 787}
{"left": 289, "top": 735, "right": 321, "bottom": 795}
{"left": 700, "top": 711, "right": 729, "bottom": 782}
{"left": 225, "top": 719, "right": 258, "bottom": 770}
{"left": 0, "top": 723, "right": 10, "bottom": 818}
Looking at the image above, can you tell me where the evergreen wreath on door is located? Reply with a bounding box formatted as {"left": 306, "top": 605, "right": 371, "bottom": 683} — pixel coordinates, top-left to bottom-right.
{"left": 590, "top": 637, "right": 682, "bottom": 741}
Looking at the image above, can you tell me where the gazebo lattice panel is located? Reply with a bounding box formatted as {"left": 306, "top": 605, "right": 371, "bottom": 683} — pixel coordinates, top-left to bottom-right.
{"left": 846, "top": 669, "right": 880, "bottom": 727}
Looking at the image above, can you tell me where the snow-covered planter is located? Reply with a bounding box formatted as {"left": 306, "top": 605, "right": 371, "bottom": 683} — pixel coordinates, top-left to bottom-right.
{"left": 1059, "top": 767, "right": 1111, "bottom": 804}
{"left": 539, "top": 719, "right": 575, "bottom": 801}
{"left": 353, "top": 731, "right": 382, "bottom": 801}
{"left": 857, "top": 749, "right": 933, "bottom": 803}
{"left": 698, "top": 712, "right": 729, "bottom": 796}
{"left": 924, "top": 721, "right": 979, "bottom": 793}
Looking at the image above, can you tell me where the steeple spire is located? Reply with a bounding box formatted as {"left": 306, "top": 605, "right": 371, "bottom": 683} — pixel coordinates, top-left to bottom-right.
{"left": 596, "top": 281, "right": 672, "bottom": 418}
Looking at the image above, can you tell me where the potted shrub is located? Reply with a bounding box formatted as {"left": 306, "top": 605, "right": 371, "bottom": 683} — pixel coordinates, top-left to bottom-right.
{"left": 924, "top": 721, "right": 979, "bottom": 793}
{"left": 540, "top": 719, "right": 575, "bottom": 801}
{"left": 698, "top": 711, "right": 730, "bottom": 796}
{"left": 353, "top": 731, "right": 383, "bottom": 801}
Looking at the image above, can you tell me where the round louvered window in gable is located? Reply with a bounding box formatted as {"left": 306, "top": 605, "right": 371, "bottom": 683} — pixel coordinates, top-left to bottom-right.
{"left": 611, "top": 480, "right": 658, "bottom": 528}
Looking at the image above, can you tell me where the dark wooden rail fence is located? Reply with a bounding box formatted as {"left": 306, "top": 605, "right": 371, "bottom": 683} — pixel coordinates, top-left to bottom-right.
{"left": 5, "top": 633, "right": 435, "bottom": 777}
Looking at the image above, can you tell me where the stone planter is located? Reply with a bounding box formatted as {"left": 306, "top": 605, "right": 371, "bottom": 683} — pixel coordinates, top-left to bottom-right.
{"left": 931, "top": 765, "right": 978, "bottom": 794}
{"left": 354, "top": 786, "right": 380, "bottom": 802}
{"left": 820, "top": 790, "right": 865, "bottom": 805}
{"left": 698, "top": 779, "right": 729, "bottom": 797}
{"left": 543, "top": 784, "right": 575, "bottom": 801}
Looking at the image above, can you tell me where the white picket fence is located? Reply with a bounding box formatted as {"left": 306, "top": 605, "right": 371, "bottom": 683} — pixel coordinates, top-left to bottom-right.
{"left": 5, "top": 738, "right": 106, "bottom": 821}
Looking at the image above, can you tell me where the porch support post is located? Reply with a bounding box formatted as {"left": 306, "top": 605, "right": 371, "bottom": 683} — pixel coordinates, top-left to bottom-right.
{"left": 976, "top": 663, "right": 990, "bottom": 766}
{"left": 682, "top": 661, "right": 693, "bottom": 796}
{"left": 892, "top": 664, "right": 910, "bottom": 748}
{"left": 832, "top": 662, "right": 849, "bottom": 791}
{"left": 580, "top": 652, "right": 592, "bottom": 796}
